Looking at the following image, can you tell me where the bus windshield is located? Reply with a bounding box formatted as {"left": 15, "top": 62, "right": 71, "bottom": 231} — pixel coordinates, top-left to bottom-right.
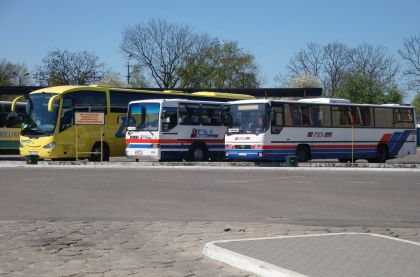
{"left": 228, "top": 103, "right": 269, "bottom": 134}
{"left": 127, "top": 103, "right": 160, "bottom": 131}
{"left": 21, "top": 93, "right": 59, "bottom": 136}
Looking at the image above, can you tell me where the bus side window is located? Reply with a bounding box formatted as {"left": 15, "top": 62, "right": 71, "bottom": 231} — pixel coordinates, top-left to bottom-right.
{"left": 332, "top": 106, "right": 352, "bottom": 127}
{"left": 74, "top": 91, "right": 106, "bottom": 113}
{"left": 300, "top": 105, "right": 310, "bottom": 125}
{"left": 3, "top": 104, "right": 23, "bottom": 128}
{"left": 222, "top": 106, "right": 230, "bottom": 126}
{"left": 271, "top": 104, "right": 283, "bottom": 134}
{"left": 394, "top": 108, "right": 415, "bottom": 128}
{"left": 351, "top": 107, "right": 372, "bottom": 127}
{"left": 179, "top": 105, "right": 189, "bottom": 125}
{"left": 188, "top": 105, "right": 201, "bottom": 125}
{"left": 309, "top": 105, "right": 321, "bottom": 126}
{"left": 162, "top": 107, "right": 177, "bottom": 132}
{"left": 201, "top": 105, "right": 221, "bottom": 126}
{"left": 374, "top": 108, "right": 393, "bottom": 128}
{"left": 60, "top": 97, "right": 74, "bottom": 132}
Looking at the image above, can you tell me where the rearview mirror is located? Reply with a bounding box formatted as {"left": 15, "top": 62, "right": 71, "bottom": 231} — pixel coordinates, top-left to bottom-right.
{"left": 48, "top": 94, "right": 61, "bottom": 112}
{"left": 11, "top": 95, "right": 26, "bottom": 112}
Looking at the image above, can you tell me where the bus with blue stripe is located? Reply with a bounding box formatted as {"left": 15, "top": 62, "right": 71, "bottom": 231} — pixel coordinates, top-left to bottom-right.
{"left": 126, "top": 99, "right": 229, "bottom": 161}
{"left": 12, "top": 85, "right": 253, "bottom": 162}
{"left": 225, "top": 98, "right": 416, "bottom": 163}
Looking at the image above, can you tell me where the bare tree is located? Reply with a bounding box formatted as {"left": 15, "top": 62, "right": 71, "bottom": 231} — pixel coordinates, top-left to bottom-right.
{"left": 0, "top": 59, "right": 16, "bottom": 86}
{"left": 283, "top": 42, "right": 400, "bottom": 100}
{"left": 288, "top": 74, "right": 320, "bottom": 88}
{"left": 286, "top": 42, "right": 324, "bottom": 79}
{"left": 34, "top": 49, "right": 108, "bottom": 86}
{"left": 0, "top": 59, "right": 30, "bottom": 86}
{"left": 399, "top": 34, "right": 420, "bottom": 90}
{"left": 98, "top": 72, "right": 126, "bottom": 87}
{"left": 351, "top": 43, "right": 399, "bottom": 87}
{"left": 120, "top": 18, "right": 214, "bottom": 88}
{"left": 322, "top": 42, "right": 353, "bottom": 96}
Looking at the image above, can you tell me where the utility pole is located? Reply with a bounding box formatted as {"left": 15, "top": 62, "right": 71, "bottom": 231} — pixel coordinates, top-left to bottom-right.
{"left": 126, "top": 54, "right": 133, "bottom": 85}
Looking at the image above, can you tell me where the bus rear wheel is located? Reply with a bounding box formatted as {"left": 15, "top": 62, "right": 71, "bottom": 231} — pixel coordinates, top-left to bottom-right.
{"left": 369, "top": 144, "right": 388, "bottom": 163}
{"left": 189, "top": 144, "right": 208, "bottom": 161}
{"left": 89, "top": 142, "right": 109, "bottom": 162}
{"left": 296, "top": 145, "right": 310, "bottom": 162}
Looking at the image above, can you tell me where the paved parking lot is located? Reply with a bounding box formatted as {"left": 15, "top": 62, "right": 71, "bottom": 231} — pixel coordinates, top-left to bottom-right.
{"left": 1, "top": 220, "right": 419, "bottom": 276}
{"left": 0, "top": 154, "right": 419, "bottom": 276}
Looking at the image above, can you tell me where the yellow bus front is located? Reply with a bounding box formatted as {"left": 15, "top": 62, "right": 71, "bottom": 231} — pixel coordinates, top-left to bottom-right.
{"left": 17, "top": 86, "right": 123, "bottom": 161}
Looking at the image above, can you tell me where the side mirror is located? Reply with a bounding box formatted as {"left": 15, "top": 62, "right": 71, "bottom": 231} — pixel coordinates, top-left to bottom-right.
{"left": 11, "top": 95, "right": 26, "bottom": 112}
{"left": 48, "top": 94, "right": 61, "bottom": 112}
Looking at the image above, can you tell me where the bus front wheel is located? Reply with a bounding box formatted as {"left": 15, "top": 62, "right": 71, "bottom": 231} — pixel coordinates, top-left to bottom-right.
{"left": 89, "top": 142, "right": 110, "bottom": 162}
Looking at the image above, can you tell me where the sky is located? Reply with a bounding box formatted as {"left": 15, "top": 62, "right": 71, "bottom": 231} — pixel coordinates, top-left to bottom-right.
{"left": 1, "top": 0, "right": 419, "bottom": 100}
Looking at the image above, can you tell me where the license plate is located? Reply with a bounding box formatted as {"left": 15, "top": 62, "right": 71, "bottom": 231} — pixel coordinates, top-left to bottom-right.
{"left": 29, "top": 151, "right": 38, "bottom": 155}
{"left": 135, "top": 150, "right": 142, "bottom": 156}
{"left": 238, "top": 153, "right": 247, "bottom": 156}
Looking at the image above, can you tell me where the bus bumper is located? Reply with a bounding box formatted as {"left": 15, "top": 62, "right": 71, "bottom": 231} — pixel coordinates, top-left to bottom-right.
{"left": 126, "top": 146, "right": 160, "bottom": 161}
{"left": 225, "top": 150, "right": 272, "bottom": 161}
{"left": 19, "top": 138, "right": 59, "bottom": 160}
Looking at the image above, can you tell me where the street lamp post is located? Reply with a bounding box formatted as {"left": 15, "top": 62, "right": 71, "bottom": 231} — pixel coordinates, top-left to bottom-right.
{"left": 126, "top": 54, "right": 133, "bottom": 85}
{"left": 13, "top": 72, "right": 29, "bottom": 86}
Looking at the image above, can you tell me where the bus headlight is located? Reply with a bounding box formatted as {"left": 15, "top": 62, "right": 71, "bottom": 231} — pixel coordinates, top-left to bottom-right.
{"left": 43, "top": 142, "right": 56, "bottom": 149}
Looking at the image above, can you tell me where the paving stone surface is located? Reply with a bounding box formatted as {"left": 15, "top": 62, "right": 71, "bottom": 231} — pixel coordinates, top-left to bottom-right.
{"left": 0, "top": 220, "right": 419, "bottom": 276}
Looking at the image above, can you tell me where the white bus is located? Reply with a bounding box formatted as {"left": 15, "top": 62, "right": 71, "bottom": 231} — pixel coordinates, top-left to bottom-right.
{"left": 225, "top": 98, "right": 416, "bottom": 163}
{"left": 125, "top": 99, "right": 230, "bottom": 161}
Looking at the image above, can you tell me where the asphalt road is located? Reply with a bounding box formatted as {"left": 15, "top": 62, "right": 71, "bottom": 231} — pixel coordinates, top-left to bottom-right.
{"left": 0, "top": 167, "right": 419, "bottom": 228}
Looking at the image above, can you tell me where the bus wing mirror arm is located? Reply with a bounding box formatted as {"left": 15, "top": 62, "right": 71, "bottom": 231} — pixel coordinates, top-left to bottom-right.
{"left": 48, "top": 95, "right": 62, "bottom": 112}
{"left": 11, "top": 95, "right": 26, "bottom": 112}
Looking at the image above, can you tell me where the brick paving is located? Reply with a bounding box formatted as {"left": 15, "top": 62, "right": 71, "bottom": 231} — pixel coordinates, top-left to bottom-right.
{"left": 0, "top": 220, "right": 419, "bottom": 276}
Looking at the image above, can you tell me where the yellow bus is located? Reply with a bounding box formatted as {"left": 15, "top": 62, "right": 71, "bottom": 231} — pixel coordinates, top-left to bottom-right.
{"left": 12, "top": 85, "right": 253, "bottom": 162}
{"left": 0, "top": 101, "right": 26, "bottom": 153}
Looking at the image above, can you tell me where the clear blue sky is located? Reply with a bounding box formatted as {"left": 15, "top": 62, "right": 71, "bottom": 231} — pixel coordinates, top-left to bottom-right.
{"left": 1, "top": 0, "right": 419, "bottom": 97}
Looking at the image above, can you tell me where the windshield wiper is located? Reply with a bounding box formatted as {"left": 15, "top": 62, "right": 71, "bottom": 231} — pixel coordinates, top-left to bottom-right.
{"left": 22, "top": 127, "right": 50, "bottom": 136}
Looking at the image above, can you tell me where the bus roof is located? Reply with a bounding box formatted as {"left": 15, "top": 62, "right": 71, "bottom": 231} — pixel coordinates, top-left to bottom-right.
{"left": 191, "top": 91, "right": 254, "bottom": 100}
{"left": 29, "top": 85, "right": 254, "bottom": 100}
{"left": 128, "top": 98, "right": 228, "bottom": 106}
{"left": 230, "top": 98, "right": 414, "bottom": 108}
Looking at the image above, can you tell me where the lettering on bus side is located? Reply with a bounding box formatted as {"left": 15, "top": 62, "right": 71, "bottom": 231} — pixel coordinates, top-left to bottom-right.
{"left": 307, "top": 132, "right": 333, "bottom": 138}
{"left": 190, "top": 128, "right": 218, "bottom": 139}
{"left": 0, "top": 129, "right": 20, "bottom": 140}
{"left": 234, "top": 137, "right": 251, "bottom": 141}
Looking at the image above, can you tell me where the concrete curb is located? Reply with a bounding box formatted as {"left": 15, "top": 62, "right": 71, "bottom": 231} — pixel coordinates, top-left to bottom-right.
{"left": 203, "top": 236, "right": 311, "bottom": 277}
{"left": 203, "top": 233, "right": 420, "bottom": 277}
{"left": 0, "top": 158, "right": 420, "bottom": 172}
{"left": 1, "top": 160, "right": 420, "bottom": 171}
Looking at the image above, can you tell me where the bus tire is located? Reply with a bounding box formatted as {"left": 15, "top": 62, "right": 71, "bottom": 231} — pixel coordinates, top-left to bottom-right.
{"left": 373, "top": 144, "right": 389, "bottom": 163}
{"left": 189, "top": 143, "right": 208, "bottom": 161}
{"left": 338, "top": 158, "right": 351, "bottom": 163}
{"left": 89, "top": 142, "right": 110, "bottom": 162}
{"left": 296, "top": 145, "right": 310, "bottom": 162}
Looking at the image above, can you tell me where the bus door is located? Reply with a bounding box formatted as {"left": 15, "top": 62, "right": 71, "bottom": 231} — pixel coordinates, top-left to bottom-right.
{"left": 55, "top": 97, "right": 83, "bottom": 158}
